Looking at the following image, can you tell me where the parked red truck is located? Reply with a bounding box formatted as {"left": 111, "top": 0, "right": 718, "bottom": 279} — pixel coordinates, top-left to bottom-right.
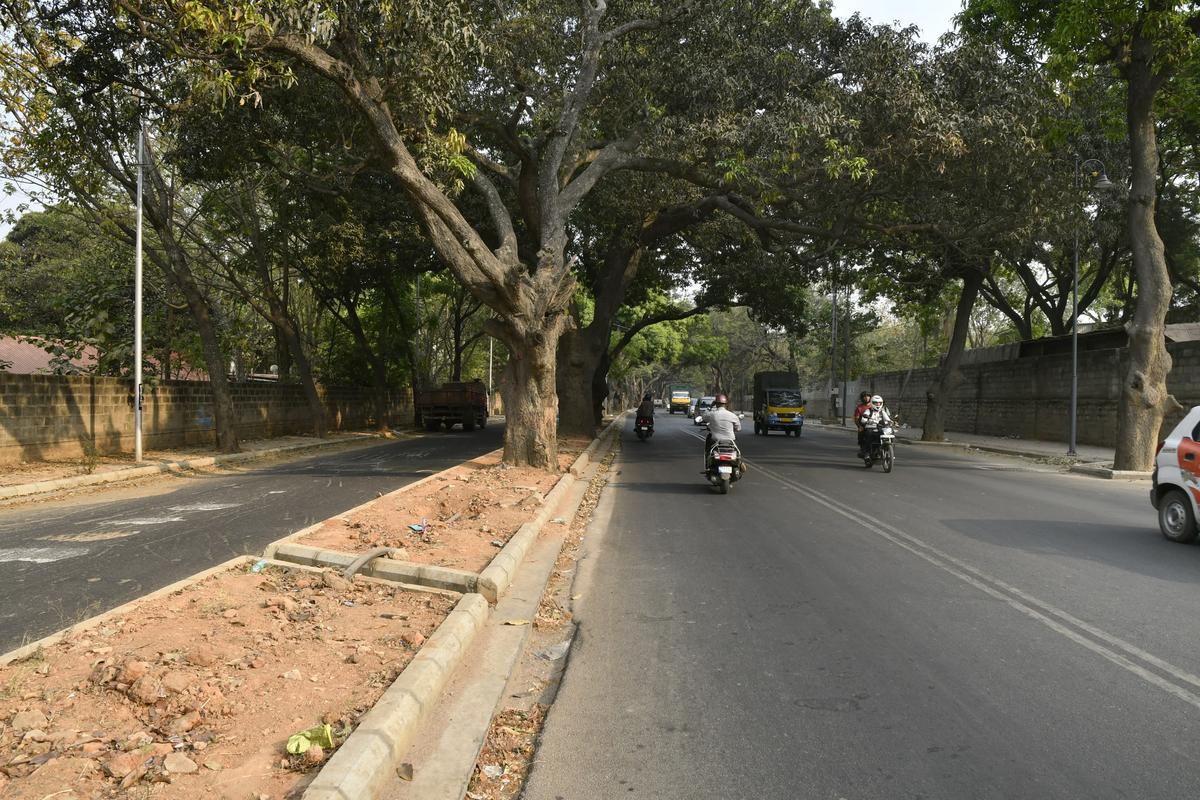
{"left": 414, "top": 380, "right": 489, "bottom": 432}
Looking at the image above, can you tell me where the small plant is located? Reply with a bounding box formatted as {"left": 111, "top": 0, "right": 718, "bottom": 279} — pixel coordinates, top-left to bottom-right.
{"left": 79, "top": 438, "right": 99, "bottom": 475}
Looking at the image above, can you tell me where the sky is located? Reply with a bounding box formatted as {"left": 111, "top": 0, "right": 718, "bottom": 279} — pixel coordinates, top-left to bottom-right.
{"left": 832, "top": 0, "right": 963, "bottom": 42}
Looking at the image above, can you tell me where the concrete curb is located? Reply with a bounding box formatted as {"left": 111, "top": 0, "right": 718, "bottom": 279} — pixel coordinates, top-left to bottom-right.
{"left": 0, "top": 433, "right": 392, "bottom": 501}
{"left": 262, "top": 448, "right": 505, "bottom": 560}
{"left": 270, "top": 541, "right": 478, "bottom": 594}
{"left": 0, "top": 555, "right": 258, "bottom": 667}
{"left": 1068, "top": 463, "right": 1153, "bottom": 481}
{"left": 302, "top": 593, "right": 491, "bottom": 800}
{"left": 477, "top": 413, "right": 624, "bottom": 604}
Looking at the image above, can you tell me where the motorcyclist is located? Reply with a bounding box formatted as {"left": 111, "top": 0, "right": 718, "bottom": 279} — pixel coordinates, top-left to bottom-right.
{"left": 859, "top": 394, "right": 894, "bottom": 432}
{"left": 702, "top": 393, "right": 741, "bottom": 466}
{"left": 635, "top": 392, "right": 655, "bottom": 420}
{"left": 853, "top": 391, "right": 871, "bottom": 458}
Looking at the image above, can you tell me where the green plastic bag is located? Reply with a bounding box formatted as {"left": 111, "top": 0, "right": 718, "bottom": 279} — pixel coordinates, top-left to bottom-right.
{"left": 286, "top": 723, "right": 335, "bottom": 755}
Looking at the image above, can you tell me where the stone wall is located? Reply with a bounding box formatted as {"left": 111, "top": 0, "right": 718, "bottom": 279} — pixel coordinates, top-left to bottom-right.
{"left": 0, "top": 374, "right": 413, "bottom": 463}
{"left": 804, "top": 340, "right": 1200, "bottom": 447}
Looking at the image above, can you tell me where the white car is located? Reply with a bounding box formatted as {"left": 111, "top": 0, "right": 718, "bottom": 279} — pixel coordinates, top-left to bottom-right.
{"left": 1152, "top": 406, "right": 1200, "bottom": 542}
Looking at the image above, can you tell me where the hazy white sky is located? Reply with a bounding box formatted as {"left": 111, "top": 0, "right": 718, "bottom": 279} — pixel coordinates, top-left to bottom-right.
{"left": 832, "top": 0, "right": 963, "bottom": 42}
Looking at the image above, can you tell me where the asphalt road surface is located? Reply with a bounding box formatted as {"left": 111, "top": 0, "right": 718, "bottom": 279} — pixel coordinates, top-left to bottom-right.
{"left": 524, "top": 414, "right": 1200, "bottom": 800}
{"left": 0, "top": 426, "right": 503, "bottom": 653}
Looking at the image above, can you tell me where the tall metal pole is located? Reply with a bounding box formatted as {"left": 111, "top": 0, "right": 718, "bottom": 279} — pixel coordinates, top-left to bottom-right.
{"left": 842, "top": 304, "right": 850, "bottom": 427}
{"left": 487, "top": 336, "right": 494, "bottom": 412}
{"left": 1069, "top": 155, "right": 1079, "bottom": 456}
{"left": 134, "top": 125, "right": 144, "bottom": 463}
{"left": 830, "top": 279, "right": 838, "bottom": 420}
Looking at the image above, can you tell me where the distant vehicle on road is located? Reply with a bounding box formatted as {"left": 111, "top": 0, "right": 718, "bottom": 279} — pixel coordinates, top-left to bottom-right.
{"left": 1152, "top": 407, "right": 1200, "bottom": 542}
{"left": 669, "top": 389, "right": 691, "bottom": 415}
{"left": 752, "top": 371, "right": 805, "bottom": 437}
{"left": 415, "top": 381, "right": 488, "bottom": 432}
{"left": 692, "top": 396, "right": 716, "bottom": 424}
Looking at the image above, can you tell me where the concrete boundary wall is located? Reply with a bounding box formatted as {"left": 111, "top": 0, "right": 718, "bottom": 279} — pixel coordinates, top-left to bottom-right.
{"left": 0, "top": 373, "right": 412, "bottom": 463}
{"left": 804, "top": 340, "right": 1200, "bottom": 448}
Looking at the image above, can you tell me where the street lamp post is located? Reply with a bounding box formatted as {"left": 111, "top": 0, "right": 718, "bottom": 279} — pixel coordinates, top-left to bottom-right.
{"left": 1069, "top": 156, "right": 1116, "bottom": 456}
{"left": 133, "top": 124, "right": 144, "bottom": 464}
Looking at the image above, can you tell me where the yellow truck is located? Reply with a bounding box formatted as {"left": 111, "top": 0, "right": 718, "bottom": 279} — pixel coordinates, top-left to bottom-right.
{"left": 753, "top": 371, "right": 805, "bottom": 437}
{"left": 669, "top": 389, "right": 692, "bottom": 415}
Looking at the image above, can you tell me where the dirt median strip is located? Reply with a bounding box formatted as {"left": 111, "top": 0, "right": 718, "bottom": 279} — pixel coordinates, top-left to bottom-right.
{"left": 0, "top": 556, "right": 460, "bottom": 799}
{"left": 0, "top": 422, "right": 623, "bottom": 800}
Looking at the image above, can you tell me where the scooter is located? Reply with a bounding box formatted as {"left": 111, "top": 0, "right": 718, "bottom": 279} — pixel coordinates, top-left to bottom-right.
{"left": 635, "top": 416, "right": 654, "bottom": 441}
{"left": 697, "top": 414, "right": 746, "bottom": 494}
{"left": 862, "top": 419, "right": 897, "bottom": 472}
{"left": 704, "top": 438, "right": 744, "bottom": 493}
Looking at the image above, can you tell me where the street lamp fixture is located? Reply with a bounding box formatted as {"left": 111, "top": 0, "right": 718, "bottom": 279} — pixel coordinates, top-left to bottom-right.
{"left": 1068, "top": 156, "right": 1116, "bottom": 456}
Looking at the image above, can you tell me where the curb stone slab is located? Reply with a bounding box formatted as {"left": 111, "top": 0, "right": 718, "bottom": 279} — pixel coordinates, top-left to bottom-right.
{"left": 301, "top": 593, "right": 491, "bottom": 800}
{"left": 270, "top": 542, "right": 478, "bottom": 594}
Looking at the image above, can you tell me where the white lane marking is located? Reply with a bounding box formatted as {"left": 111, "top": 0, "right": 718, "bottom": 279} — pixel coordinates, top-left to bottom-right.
{"left": 39, "top": 530, "right": 139, "bottom": 543}
{"left": 748, "top": 457, "right": 1200, "bottom": 710}
{"left": 106, "top": 517, "right": 184, "bottom": 526}
{"left": 267, "top": 491, "right": 287, "bottom": 495}
{"left": 168, "top": 502, "right": 243, "bottom": 512}
{"left": 0, "top": 546, "right": 89, "bottom": 563}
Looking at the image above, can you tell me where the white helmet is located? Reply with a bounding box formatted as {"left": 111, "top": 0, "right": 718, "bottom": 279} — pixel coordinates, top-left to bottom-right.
{"left": 870, "top": 395, "right": 883, "bottom": 408}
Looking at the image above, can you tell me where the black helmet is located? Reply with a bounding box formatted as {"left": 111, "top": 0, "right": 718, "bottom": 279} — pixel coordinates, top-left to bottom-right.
{"left": 714, "top": 393, "right": 728, "bottom": 406}
{"left": 643, "top": 393, "right": 652, "bottom": 401}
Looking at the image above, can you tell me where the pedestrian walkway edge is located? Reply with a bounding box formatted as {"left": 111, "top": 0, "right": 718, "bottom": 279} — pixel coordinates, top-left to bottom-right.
{"left": 0, "top": 433, "right": 391, "bottom": 501}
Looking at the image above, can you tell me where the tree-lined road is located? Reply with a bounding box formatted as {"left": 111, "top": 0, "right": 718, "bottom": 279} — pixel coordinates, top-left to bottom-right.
{"left": 525, "top": 414, "right": 1199, "bottom": 799}
{"left": 0, "top": 427, "right": 503, "bottom": 654}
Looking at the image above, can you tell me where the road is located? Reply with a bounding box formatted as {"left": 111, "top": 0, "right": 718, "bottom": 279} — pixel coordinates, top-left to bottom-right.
{"left": 0, "top": 426, "right": 503, "bottom": 654}
{"left": 524, "top": 414, "right": 1200, "bottom": 800}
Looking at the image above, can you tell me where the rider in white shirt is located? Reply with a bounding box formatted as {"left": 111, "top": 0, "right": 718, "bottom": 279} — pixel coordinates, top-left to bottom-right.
{"left": 702, "top": 393, "right": 740, "bottom": 465}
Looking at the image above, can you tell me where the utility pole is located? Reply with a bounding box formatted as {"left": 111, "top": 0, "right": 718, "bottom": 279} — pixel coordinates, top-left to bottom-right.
{"left": 829, "top": 279, "right": 838, "bottom": 421}
{"left": 841, "top": 304, "right": 850, "bottom": 427}
{"left": 133, "top": 123, "right": 144, "bottom": 463}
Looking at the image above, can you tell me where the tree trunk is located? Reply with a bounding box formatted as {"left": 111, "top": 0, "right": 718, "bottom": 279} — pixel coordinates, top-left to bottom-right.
{"left": 1114, "top": 50, "right": 1178, "bottom": 470}
{"left": 497, "top": 316, "right": 565, "bottom": 469}
{"left": 922, "top": 271, "right": 982, "bottom": 442}
{"left": 361, "top": 351, "right": 389, "bottom": 432}
{"left": 556, "top": 326, "right": 607, "bottom": 437}
{"left": 163, "top": 247, "right": 239, "bottom": 453}
{"left": 275, "top": 312, "right": 326, "bottom": 438}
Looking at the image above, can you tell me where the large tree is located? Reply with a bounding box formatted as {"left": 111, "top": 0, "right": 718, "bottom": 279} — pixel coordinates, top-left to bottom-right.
{"left": 963, "top": 0, "right": 1200, "bottom": 469}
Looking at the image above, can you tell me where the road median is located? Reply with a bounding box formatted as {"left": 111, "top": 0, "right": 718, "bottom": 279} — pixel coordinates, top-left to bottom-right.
{"left": 0, "top": 418, "right": 624, "bottom": 800}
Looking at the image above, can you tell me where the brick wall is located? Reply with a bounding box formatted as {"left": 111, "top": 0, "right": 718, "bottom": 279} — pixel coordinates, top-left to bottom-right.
{"left": 803, "top": 340, "right": 1200, "bottom": 447}
{"left": 0, "top": 374, "right": 413, "bottom": 463}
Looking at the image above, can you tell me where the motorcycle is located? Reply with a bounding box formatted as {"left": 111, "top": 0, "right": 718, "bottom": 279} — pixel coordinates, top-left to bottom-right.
{"left": 635, "top": 416, "right": 654, "bottom": 441}
{"left": 698, "top": 413, "right": 746, "bottom": 493}
{"left": 862, "top": 418, "right": 897, "bottom": 472}
{"left": 704, "top": 438, "right": 744, "bottom": 493}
